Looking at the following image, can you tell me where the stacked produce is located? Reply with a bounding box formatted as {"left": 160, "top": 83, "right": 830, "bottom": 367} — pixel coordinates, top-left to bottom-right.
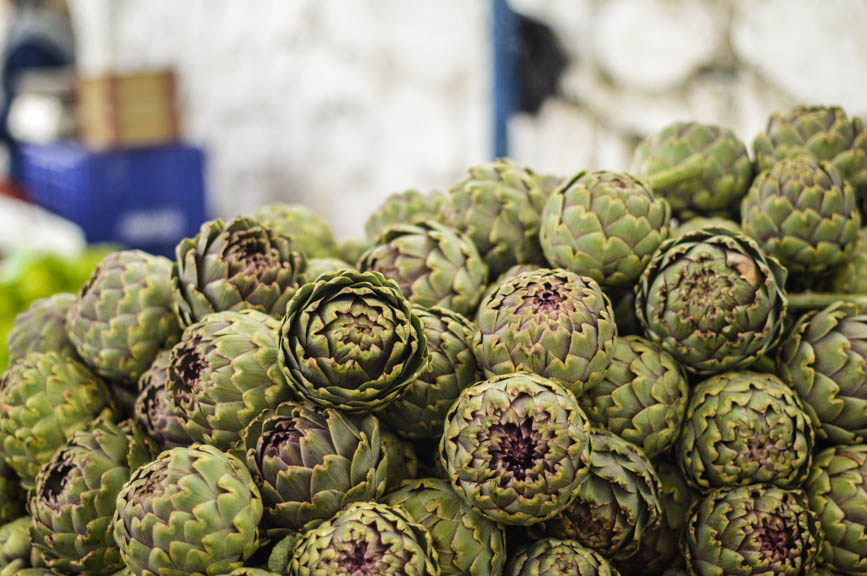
{"left": 2, "top": 104, "right": 867, "bottom": 576}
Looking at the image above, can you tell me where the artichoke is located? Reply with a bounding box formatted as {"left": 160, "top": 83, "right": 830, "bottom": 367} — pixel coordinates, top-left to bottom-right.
{"left": 278, "top": 270, "right": 429, "bottom": 413}
{"left": 29, "top": 419, "right": 154, "bottom": 575}
{"left": 113, "top": 444, "right": 263, "bottom": 576}
{"left": 0, "top": 517, "right": 33, "bottom": 575}
{"left": 240, "top": 402, "right": 388, "bottom": 534}
{"left": 338, "top": 237, "right": 371, "bottom": 265}
{"left": 6, "top": 293, "right": 77, "bottom": 365}
{"left": 66, "top": 250, "right": 181, "bottom": 387}
{"left": 505, "top": 538, "right": 619, "bottom": 576}
{"left": 302, "top": 257, "right": 353, "bottom": 283}
{"left": 474, "top": 268, "right": 616, "bottom": 398}
{"left": 172, "top": 216, "right": 306, "bottom": 327}
{"left": 380, "top": 305, "right": 482, "bottom": 440}
{"left": 364, "top": 189, "right": 446, "bottom": 242}
{"left": 537, "top": 430, "right": 662, "bottom": 562}
{"left": 220, "top": 570, "right": 278, "bottom": 576}
{"left": 539, "top": 170, "right": 671, "bottom": 287}
{"left": 741, "top": 157, "right": 860, "bottom": 277}
{"left": 804, "top": 444, "right": 867, "bottom": 575}
{"left": 578, "top": 336, "right": 688, "bottom": 459}
{"left": 635, "top": 227, "right": 788, "bottom": 374}
{"left": 167, "top": 310, "right": 291, "bottom": 449}
{"left": 478, "top": 264, "right": 541, "bottom": 313}
{"left": 0, "top": 352, "right": 113, "bottom": 488}
{"left": 672, "top": 216, "right": 740, "bottom": 237}
{"left": 437, "top": 158, "right": 547, "bottom": 277}
{"left": 251, "top": 202, "right": 339, "bottom": 259}
{"left": 379, "top": 424, "right": 418, "bottom": 491}
{"left": 682, "top": 485, "right": 822, "bottom": 576}
{"left": 0, "top": 464, "right": 22, "bottom": 526}
{"left": 440, "top": 373, "right": 591, "bottom": 526}
{"left": 384, "top": 477, "right": 507, "bottom": 576}
{"left": 359, "top": 221, "right": 488, "bottom": 315}
{"left": 779, "top": 302, "right": 867, "bottom": 444}
{"left": 826, "top": 228, "right": 867, "bottom": 295}
{"left": 288, "top": 501, "right": 439, "bottom": 576}
{"left": 134, "top": 350, "right": 194, "bottom": 449}
{"left": 753, "top": 105, "right": 867, "bottom": 204}
{"left": 630, "top": 121, "right": 753, "bottom": 219}
{"left": 678, "top": 371, "right": 814, "bottom": 492}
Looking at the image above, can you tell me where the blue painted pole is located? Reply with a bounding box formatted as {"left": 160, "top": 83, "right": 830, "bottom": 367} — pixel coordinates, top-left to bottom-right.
{"left": 492, "top": 0, "right": 517, "bottom": 158}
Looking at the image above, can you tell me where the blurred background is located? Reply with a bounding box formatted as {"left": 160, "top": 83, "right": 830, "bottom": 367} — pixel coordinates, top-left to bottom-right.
{"left": 0, "top": 0, "right": 864, "bottom": 363}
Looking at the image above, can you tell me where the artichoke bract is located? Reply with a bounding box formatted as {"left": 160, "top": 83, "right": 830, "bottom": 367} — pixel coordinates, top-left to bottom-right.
{"left": 6, "top": 293, "right": 77, "bottom": 365}
{"left": 539, "top": 170, "right": 671, "bottom": 287}
{"left": 474, "top": 268, "right": 616, "bottom": 398}
{"left": 505, "top": 538, "right": 619, "bottom": 576}
{"left": 359, "top": 221, "right": 488, "bottom": 316}
{"left": 278, "top": 270, "right": 429, "bottom": 413}
{"left": 301, "top": 257, "right": 353, "bottom": 283}
{"left": 251, "top": 202, "right": 339, "bottom": 259}
{"left": 537, "top": 430, "right": 662, "bottom": 562}
{"left": 635, "top": 227, "right": 788, "bottom": 375}
{"left": 364, "top": 189, "right": 446, "bottom": 242}
{"left": 384, "top": 478, "right": 507, "bottom": 576}
{"left": 579, "top": 336, "right": 688, "bottom": 458}
{"left": 630, "top": 122, "right": 753, "bottom": 219}
{"left": 172, "top": 216, "right": 307, "bottom": 327}
{"left": 683, "top": 485, "right": 822, "bottom": 576}
{"left": 240, "top": 402, "right": 388, "bottom": 534}
{"left": 826, "top": 228, "right": 867, "bottom": 295}
{"left": 0, "top": 464, "right": 22, "bottom": 526}
{"left": 380, "top": 306, "right": 482, "bottom": 440}
{"left": 779, "top": 302, "right": 867, "bottom": 444}
{"left": 66, "top": 250, "right": 181, "bottom": 387}
{"left": 804, "top": 444, "right": 867, "bottom": 575}
{"left": 753, "top": 105, "right": 867, "bottom": 205}
{"left": 672, "top": 216, "right": 740, "bottom": 237}
{"left": 440, "top": 373, "right": 591, "bottom": 526}
{"left": 288, "top": 501, "right": 439, "bottom": 576}
{"left": 134, "top": 350, "right": 194, "bottom": 449}
{"left": 0, "top": 516, "right": 33, "bottom": 575}
{"left": 338, "top": 237, "right": 372, "bottom": 265}
{"left": 379, "top": 423, "right": 419, "bottom": 492}
{"left": 113, "top": 444, "right": 263, "bottom": 576}
{"left": 167, "top": 309, "right": 291, "bottom": 450}
{"left": 677, "top": 371, "right": 814, "bottom": 492}
{"left": 29, "top": 419, "right": 154, "bottom": 575}
{"left": 0, "top": 352, "right": 114, "bottom": 489}
{"left": 437, "top": 158, "right": 547, "bottom": 277}
{"left": 741, "top": 157, "right": 860, "bottom": 277}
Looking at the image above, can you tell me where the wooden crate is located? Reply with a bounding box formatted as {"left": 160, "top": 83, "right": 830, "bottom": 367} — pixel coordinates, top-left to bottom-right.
{"left": 77, "top": 70, "right": 180, "bottom": 149}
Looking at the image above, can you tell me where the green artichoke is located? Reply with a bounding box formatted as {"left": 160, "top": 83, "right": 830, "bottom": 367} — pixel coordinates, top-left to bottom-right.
{"left": 359, "top": 221, "right": 488, "bottom": 315}
{"left": 364, "top": 189, "right": 446, "bottom": 242}
{"left": 474, "top": 268, "right": 616, "bottom": 397}
{"left": 678, "top": 371, "right": 814, "bottom": 492}
{"left": 278, "top": 270, "right": 429, "bottom": 413}
{"left": 379, "top": 424, "right": 418, "bottom": 491}
{"left": 683, "top": 485, "right": 822, "bottom": 576}
{"left": 66, "top": 250, "right": 181, "bottom": 387}
{"left": 478, "top": 264, "right": 541, "bottom": 313}
{"left": 240, "top": 402, "right": 388, "bottom": 534}
{"left": 753, "top": 105, "right": 867, "bottom": 204}
{"left": 288, "top": 501, "right": 439, "bottom": 576}
{"left": 134, "top": 350, "right": 194, "bottom": 449}
{"left": 302, "top": 257, "right": 353, "bottom": 283}
{"left": 0, "top": 464, "right": 22, "bottom": 526}
{"left": 380, "top": 306, "right": 482, "bottom": 440}
{"left": 29, "top": 419, "right": 154, "bottom": 575}
{"left": 741, "top": 157, "right": 860, "bottom": 277}
{"left": 437, "top": 158, "right": 547, "bottom": 277}
{"left": 779, "top": 302, "right": 867, "bottom": 444}
{"left": 579, "top": 336, "right": 688, "bottom": 458}
{"left": 384, "top": 477, "right": 507, "bottom": 576}
{"left": 672, "top": 216, "right": 740, "bottom": 237}
{"left": 172, "top": 216, "right": 306, "bottom": 327}
{"left": 539, "top": 170, "right": 671, "bottom": 287}
{"left": 113, "top": 444, "right": 263, "bottom": 576}
{"left": 0, "top": 352, "right": 113, "bottom": 488}
{"left": 630, "top": 121, "right": 753, "bottom": 219}
{"left": 826, "top": 228, "right": 867, "bottom": 295}
{"left": 635, "top": 227, "right": 788, "bottom": 374}
{"left": 0, "top": 517, "right": 33, "bottom": 575}
{"left": 804, "top": 444, "right": 867, "bottom": 575}
{"left": 505, "top": 538, "right": 619, "bottom": 576}
{"left": 266, "top": 532, "right": 304, "bottom": 575}
{"left": 167, "top": 309, "right": 291, "bottom": 449}
{"left": 6, "top": 293, "right": 77, "bottom": 365}
{"left": 251, "top": 203, "right": 339, "bottom": 259}
{"left": 440, "top": 373, "right": 591, "bottom": 526}
{"left": 537, "top": 430, "right": 662, "bottom": 562}
{"left": 338, "top": 237, "right": 371, "bottom": 265}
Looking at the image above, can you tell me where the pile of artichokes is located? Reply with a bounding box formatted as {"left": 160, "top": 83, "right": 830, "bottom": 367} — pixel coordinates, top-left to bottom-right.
{"left": 2, "top": 104, "right": 867, "bottom": 576}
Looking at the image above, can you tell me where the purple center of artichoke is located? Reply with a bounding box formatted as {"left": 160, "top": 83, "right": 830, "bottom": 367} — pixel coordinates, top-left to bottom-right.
{"left": 488, "top": 420, "right": 545, "bottom": 480}
{"left": 41, "top": 455, "right": 75, "bottom": 510}
{"left": 756, "top": 516, "right": 792, "bottom": 563}
{"left": 258, "top": 418, "right": 305, "bottom": 469}
{"left": 225, "top": 232, "right": 285, "bottom": 286}
{"left": 173, "top": 341, "right": 207, "bottom": 403}
{"left": 338, "top": 540, "right": 382, "bottom": 575}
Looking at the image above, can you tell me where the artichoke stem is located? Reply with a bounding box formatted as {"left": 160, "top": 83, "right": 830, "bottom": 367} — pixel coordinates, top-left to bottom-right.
{"left": 787, "top": 292, "right": 867, "bottom": 311}
{"left": 644, "top": 156, "right": 705, "bottom": 190}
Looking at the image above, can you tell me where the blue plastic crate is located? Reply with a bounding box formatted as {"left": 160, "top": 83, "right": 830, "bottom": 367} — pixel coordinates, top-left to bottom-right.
{"left": 19, "top": 143, "right": 208, "bottom": 257}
